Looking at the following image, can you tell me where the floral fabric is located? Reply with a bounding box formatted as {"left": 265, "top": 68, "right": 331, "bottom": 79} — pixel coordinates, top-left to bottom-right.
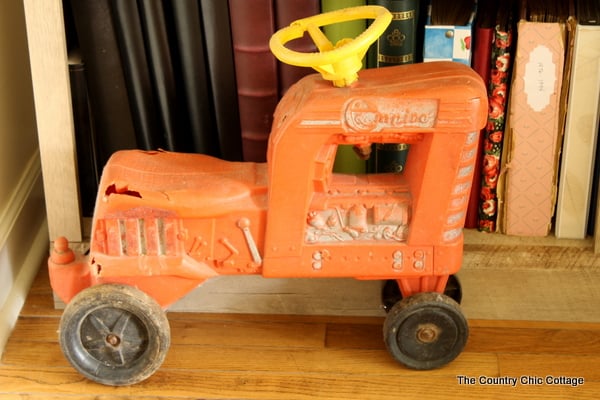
{"left": 478, "top": 27, "right": 513, "bottom": 232}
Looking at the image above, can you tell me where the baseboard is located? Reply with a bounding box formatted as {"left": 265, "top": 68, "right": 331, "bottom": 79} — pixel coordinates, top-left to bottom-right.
{"left": 0, "top": 151, "right": 42, "bottom": 250}
{"left": 0, "top": 152, "right": 48, "bottom": 357}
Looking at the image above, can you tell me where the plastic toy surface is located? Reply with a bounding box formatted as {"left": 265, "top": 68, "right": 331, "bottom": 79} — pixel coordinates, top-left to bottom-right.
{"left": 49, "top": 6, "right": 488, "bottom": 386}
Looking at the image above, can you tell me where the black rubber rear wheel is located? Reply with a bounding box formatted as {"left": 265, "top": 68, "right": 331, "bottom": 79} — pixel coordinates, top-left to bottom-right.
{"left": 383, "top": 292, "right": 468, "bottom": 370}
{"left": 59, "top": 284, "right": 170, "bottom": 386}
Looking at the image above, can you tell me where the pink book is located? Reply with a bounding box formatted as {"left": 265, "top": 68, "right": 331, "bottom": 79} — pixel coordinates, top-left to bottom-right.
{"left": 502, "top": 20, "right": 566, "bottom": 236}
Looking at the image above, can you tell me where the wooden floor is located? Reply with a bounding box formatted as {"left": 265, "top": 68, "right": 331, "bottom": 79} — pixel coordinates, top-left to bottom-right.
{"left": 1, "top": 268, "right": 599, "bottom": 399}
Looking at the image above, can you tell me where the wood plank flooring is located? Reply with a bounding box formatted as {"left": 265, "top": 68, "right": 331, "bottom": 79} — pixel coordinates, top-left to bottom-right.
{"left": 1, "top": 267, "right": 599, "bottom": 399}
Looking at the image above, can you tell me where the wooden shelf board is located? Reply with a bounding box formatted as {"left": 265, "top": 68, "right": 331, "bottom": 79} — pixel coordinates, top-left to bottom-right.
{"left": 52, "top": 230, "right": 599, "bottom": 322}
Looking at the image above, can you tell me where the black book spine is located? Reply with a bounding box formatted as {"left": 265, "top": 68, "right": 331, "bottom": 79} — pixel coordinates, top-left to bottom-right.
{"left": 138, "top": 0, "right": 182, "bottom": 151}
{"left": 199, "top": 0, "right": 244, "bottom": 161}
{"left": 68, "top": 57, "right": 98, "bottom": 217}
{"left": 68, "top": 0, "right": 137, "bottom": 167}
{"left": 110, "top": 0, "right": 161, "bottom": 150}
{"left": 170, "top": 0, "right": 219, "bottom": 155}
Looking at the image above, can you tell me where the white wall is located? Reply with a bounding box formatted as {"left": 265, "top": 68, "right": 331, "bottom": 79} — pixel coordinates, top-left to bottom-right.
{"left": 0, "top": 0, "right": 49, "bottom": 356}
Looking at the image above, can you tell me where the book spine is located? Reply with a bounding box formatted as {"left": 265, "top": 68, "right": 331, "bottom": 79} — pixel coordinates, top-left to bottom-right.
{"left": 229, "top": 0, "right": 279, "bottom": 162}
{"left": 199, "top": 1, "right": 243, "bottom": 161}
{"left": 137, "top": 1, "right": 183, "bottom": 151}
{"left": 321, "top": 0, "right": 367, "bottom": 44}
{"left": 367, "top": 0, "right": 419, "bottom": 174}
{"left": 464, "top": 25, "right": 494, "bottom": 229}
{"left": 321, "top": 0, "right": 367, "bottom": 174}
{"left": 423, "top": 1, "right": 474, "bottom": 65}
{"left": 110, "top": 0, "right": 161, "bottom": 151}
{"left": 555, "top": 21, "right": 600, "bottom": 238}
{"left": 274, "top": 0, "right": 320, "bottom": 96}
{"left": 69, "top": 0, "right": 137, "bottom": 168}
{"left": 477, "top": 26, "right": 513, "bottom": 233}
{"left": 170, "top": 0, "right": 219, "bottom": 155}
{"left": 503, "top": 21, "right": 566, "bottom": 236}
{"left": 68, "top": 57, "right": 99, "bottom": 218}
{"left": 367, "top": 0, "right": 420, "bottom": 67}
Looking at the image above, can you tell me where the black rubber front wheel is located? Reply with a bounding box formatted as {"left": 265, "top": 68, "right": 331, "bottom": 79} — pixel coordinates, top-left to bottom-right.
{"left": 383, "top": 292, "right": 468, "bottom": 370}
{"left": 59, "top": 284, "right": 170, "bottom": 386}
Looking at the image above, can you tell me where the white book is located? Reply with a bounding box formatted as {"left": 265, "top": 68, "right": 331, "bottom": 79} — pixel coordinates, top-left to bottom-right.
{"left": 555, "top": 21, "right": 600, "bottom": 239}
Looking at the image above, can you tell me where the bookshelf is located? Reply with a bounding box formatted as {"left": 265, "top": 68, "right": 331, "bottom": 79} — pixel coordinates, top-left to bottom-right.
{"left": 23, "top": 0, "right": 81, "bottom": 242}
{"left": 23, "top": 0, "right": 600, "bottom": 322}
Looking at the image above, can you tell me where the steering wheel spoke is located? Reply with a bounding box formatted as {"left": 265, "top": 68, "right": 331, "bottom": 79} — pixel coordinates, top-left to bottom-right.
{"left": 306, "top": 23, "right": 334, "bottom": 52}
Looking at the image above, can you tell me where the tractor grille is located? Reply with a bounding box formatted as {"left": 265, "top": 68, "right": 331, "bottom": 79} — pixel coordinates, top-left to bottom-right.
{"left": 95, "top": 217, "right": 179, "bottom": 257}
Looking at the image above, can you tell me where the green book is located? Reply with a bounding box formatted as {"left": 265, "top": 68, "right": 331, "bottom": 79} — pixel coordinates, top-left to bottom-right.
{"left": 321, "top": 0, "right": 368, "bottom": 174}
{"left": 321, "top": 0, "right": 367, "bottom": 47}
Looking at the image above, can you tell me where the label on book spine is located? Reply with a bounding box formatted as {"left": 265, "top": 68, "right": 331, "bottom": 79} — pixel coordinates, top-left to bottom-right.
{"left": 523, "top": 45, "right": 557, "bottom": 112}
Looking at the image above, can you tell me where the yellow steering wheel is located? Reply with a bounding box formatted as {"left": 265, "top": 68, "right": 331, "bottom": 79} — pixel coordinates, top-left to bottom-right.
{"left": 269, "top": 6, "right": 392, "bottom": 87}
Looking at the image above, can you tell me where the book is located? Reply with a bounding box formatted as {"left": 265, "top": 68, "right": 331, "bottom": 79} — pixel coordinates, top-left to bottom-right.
{"left": 321, "top": 0, "right": 368, "bottom": 174}
{"left": 422, "top": 0, "right": 475, "bottom": 65}
{"left": 169, "top": 0, "right": 219, "bottom": 155}
{"left": 500, "top": 0, "right": 570, "bottom": 236}
{"left": 74, "top": 0, "right": 230, "bottom": 159}
{"left": 367, "top": 0, "right": 421, "bottom": 175}
{"left": 477, "top": 0, "right": 516, "bottom": 233}
{"left": 68, "top": 52, "right": 99, "bottom": 218}
{"left": 110, "top": 1, "right": 223, "bottom": 155}
{"left": 136, "top": 1, "right": 189, "bottom": 151}
{"left": 68, "top": 0, "right": 137, "bottom": 169}
{"left": 464, "top": 0, "right": 497, "bottom": 229}
{"left": 367, "top": 0, "right": 421, "bottom": 67}
{"left": 590, "top": 119, "right": 600, "bottom": 236}
{"left": 274, "top": 0, "right": 320, "bottom": 96}
{"left": 321, "top": 0, "right": 367, "bottom": 46}
{"left": 110, "top": 0, "right": 162, "bottom": 151}
{"left": 586, "top": 0, "right": 600, "bottom": 236}
{"left": 199, "top": 1, "right": 243, "bottom": 161}
{"left": 228, "top": 0, "right": 279, "bottom": 162}
{"left": 555, "top": 0, "right": 600, "bottom": 238}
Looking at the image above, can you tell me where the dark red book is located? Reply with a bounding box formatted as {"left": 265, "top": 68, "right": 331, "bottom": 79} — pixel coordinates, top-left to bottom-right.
{"left": 464, "top": 0, "right": 497, "bottom": 229}
{"left": 274, "top": 0, "right": 320, "bottom": 96}
{"left": 229, "top": 0, "right": 279, "bottom": 162}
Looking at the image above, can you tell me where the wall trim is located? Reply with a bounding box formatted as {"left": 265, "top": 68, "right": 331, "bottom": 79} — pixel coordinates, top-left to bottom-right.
{"left": 0, "top": 219, "right": 47, "bottom": 357}
{"left": 0, "top": 150, "right": 48, "bottom": 357}
{"left": 0, "top": 150, "right": 41, "bottom": 250}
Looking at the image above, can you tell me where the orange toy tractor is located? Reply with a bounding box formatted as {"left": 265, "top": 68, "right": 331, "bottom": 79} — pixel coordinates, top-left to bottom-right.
{"left": 48, "top": 6, "right": 487, "bottom": 386}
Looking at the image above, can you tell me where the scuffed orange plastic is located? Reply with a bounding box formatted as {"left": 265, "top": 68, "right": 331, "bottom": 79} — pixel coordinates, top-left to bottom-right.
{"left": 49, "top": 61, "right": 487, "bottom": 308}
